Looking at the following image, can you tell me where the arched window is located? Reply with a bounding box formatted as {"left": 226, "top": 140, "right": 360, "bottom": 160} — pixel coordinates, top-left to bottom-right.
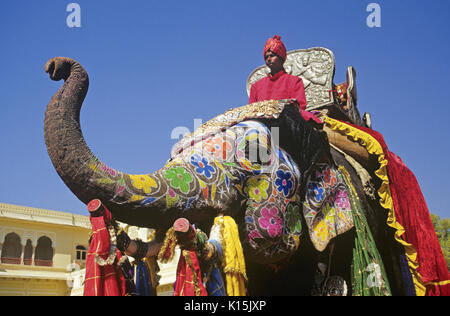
{"left": 76, "top": 245, "right": 86, "bottom": 261}
{"left": 34, "top": 236, "right": 53, "bottom": 267}
{"left": 1, "top": 232, "right": 22, "bottom": 264}
{"left": 23, "top": 239, "right": 33, "bottom": 265}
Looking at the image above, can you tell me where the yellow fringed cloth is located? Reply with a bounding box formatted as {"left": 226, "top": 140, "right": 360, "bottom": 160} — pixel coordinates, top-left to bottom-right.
{"left": 214, "top": 216, "right": 247, "bottom": 296}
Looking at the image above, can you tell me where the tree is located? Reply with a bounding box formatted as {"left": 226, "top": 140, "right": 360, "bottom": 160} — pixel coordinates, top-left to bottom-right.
{"left": 431, "top": 213, "right": 450, "bottom": 271}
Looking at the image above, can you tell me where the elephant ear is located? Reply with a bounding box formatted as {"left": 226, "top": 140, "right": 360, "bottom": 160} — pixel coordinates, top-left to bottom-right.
{"left": 302, "top": 163, "right": 354, "bottom": 252}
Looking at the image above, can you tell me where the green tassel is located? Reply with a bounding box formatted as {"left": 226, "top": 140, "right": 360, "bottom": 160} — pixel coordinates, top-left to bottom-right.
{"left": 339, "top": 166, "right": 391, "bottom": 296}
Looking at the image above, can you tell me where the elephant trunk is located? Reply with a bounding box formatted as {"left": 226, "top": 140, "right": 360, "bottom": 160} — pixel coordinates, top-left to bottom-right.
{"left": 44, "top": 57, "right": 96, "bottom": 204}
{"left": 44, "top": 57, "right": 173, "bottom": 229}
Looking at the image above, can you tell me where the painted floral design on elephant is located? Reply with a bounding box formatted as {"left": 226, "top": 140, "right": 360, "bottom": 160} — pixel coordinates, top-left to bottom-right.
{"left": 307, "top": 181, "right": 325, "bottom": 204}
{"left": 86, "top": 119, "right": 302, "bottom": 259}
{"left": 334, "top": 188, "right": 351, "bottom": 211}
{"left": 303, "top": 164, "right": 355, "bottom": 252}
{"left": 285, "top": 204, "right": 302, "bottom": 235}
{"left": 275, "top": 170, "right": 293, "bottom": 196}
{"left": 190, "top": 154, "right": 216, "bottom": 179}
{"left": 203, "top": 135, "right": 233, "bottom": 160}
{"left": 129, "top": 174, "right": 158, "bottom": 194}
{"left": 245, "top": 175, "right": 270, "bottom": 203}
{"left": 258, "top": 206, "right": 283, "bottom": 238}
{"left": 164, "top": 166, "right": 194, "bottom": 194}
{"left": 319, "top": 166, "right": 337, "bottom": 188}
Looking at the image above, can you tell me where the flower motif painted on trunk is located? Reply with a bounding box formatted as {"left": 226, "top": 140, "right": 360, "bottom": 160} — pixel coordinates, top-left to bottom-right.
{"left": 307, "top": 182, "right": 324, "bottom": 203}
{"left": 164, "top": 166, "right": 193, "bottom": 194}
{"left": 286, "top": 204, "right": 302, "bottom": 234}
{"left": 190, "top": 154, "right": 215, "bottom": 178}
{"left": 246, "top": 177, "right": 269, "bottom": 202}
{"left": 99, "top": 162, "right": 117, "bottom": 177}
{"left": 275, "top": 170, "right": 293, "bottom": 196}
{"left": 203, "top": 136, "right": 232, "bottom": 160}
{"left": 258, "top": 207, "right": 282, "bottom": 238}
{"left": 129, "top": 174, "right": 157, "bottom": 194}
{"left": 335, "top": 188, "right": 350, "bottom": 210}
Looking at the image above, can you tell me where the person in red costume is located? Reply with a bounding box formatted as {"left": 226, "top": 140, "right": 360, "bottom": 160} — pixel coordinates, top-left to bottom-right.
{"left": 249, "top": 35, "right": 322, "bottom": 125}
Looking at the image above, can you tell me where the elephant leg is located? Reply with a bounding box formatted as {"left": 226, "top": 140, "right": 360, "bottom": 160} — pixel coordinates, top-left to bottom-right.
{"left": 317, "top": 233, "right": 354, "bottom": 296}
{"left": 245, "top": 229, "right": 318, "bottom": 296}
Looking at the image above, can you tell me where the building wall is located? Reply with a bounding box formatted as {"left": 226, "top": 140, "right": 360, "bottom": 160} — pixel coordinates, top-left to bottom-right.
{"left": 0, "top": 203, "right": 178, "bottom": 296}
{"left": 0, "top": 217, "right": 90, "bottom": 269}
{"left": 0, "top": 278, "right": 69, "bottom": 296}
{"left": 0, "top": 203, "right": 91, "bottom": 296}
{"left": 155, "top": 249, "right": 179, "bottom": 296}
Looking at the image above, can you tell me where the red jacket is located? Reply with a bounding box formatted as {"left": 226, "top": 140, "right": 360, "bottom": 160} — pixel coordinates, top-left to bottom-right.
{"left": 249, "top": 70, "right": 322, "bottom": 123}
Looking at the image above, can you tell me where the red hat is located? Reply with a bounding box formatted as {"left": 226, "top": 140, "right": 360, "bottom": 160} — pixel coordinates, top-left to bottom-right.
{"left": 263, "top": 35, "right": 287, "bottom": 61}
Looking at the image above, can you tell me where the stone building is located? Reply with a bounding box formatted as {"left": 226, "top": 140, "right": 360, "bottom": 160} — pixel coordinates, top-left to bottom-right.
{"left": 0, "top": 202, "right": 178, "bottom": 296}
{"left": 0, "top": 202, "right": 90, "bottom": 295}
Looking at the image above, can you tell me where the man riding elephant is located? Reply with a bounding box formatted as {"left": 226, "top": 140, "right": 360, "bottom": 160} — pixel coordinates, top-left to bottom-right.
{"left": 42, "top": 35, "right": 449, "bottom": 295}
{"left": 249, "top": 35, "right": 322, "bottom": 126}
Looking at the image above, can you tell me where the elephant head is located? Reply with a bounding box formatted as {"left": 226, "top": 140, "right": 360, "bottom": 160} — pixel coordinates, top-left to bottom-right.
{"left": 44, "top": 57, "right": 407, "bottom": 295}
{"left": 43, "top": 57, "right": 336, "bottom": 263}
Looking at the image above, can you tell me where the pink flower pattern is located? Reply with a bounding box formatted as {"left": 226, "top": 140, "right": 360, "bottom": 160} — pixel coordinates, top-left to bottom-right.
{"left": 335, "top": 189, "right": 350, "bottom": 210}
{"left": 258, "top": 207, "right": 283, "bottom": 238}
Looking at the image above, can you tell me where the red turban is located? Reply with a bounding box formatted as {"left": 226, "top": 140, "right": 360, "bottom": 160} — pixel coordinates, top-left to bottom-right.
{"left": 263, "top": 35, "right": 287, "bottom": 61}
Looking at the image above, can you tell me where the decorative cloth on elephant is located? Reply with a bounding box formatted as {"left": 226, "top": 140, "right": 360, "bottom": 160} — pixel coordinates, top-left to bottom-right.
{"left": 263, "top": 35, "right": 287, "bottom": 61}
{"left": 323, "top": 116, "right": 450, "bottom": 296}
{"left": 302, "top": 163, "right": 355, "bottom": 252}
{"left": 84, "top": 200, "right": 136, "bottom": 296}
{"left": 339, "top": 167, "right": 391, "bottom": 296}
{"left": 386, "top": 151, "right": 450, "bottom": 296}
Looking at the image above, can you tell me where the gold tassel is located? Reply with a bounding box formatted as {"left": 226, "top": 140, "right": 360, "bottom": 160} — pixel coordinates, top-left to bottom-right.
{"left": 157, "top": 227, "right": 177, "bottom": 263}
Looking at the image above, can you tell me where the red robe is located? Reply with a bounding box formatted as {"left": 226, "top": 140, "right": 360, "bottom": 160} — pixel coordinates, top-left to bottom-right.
{"left": 249, "top": 70, "right": 322, "bottom": 124}
{"left": 84, "top": 205, "right": 127, "bottom": 296}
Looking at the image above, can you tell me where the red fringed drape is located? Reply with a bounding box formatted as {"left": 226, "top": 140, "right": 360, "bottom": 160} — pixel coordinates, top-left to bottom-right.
{"left": 342, "top": 121, "right": 450, "bottom": 295}
{"left": 387, "top": 152, "right": 450, "bottom": 295}
{"left": 84, "top": 203, "right": 127, "bottom": 296}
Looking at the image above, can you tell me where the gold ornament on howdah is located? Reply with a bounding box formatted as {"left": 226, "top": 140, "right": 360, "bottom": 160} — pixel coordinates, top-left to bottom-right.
{"left": 171, "top": 99, "right": 290, "bottom": 157}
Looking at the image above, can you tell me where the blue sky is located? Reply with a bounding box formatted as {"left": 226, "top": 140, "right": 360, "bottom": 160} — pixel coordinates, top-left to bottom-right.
{"left": 0, "top": 0, "right": 449, "bottom": 219}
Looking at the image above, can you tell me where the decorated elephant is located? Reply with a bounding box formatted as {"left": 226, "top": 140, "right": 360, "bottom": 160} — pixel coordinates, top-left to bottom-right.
{"left": 43, "top": 56, "right": 423, "bottom": 296}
